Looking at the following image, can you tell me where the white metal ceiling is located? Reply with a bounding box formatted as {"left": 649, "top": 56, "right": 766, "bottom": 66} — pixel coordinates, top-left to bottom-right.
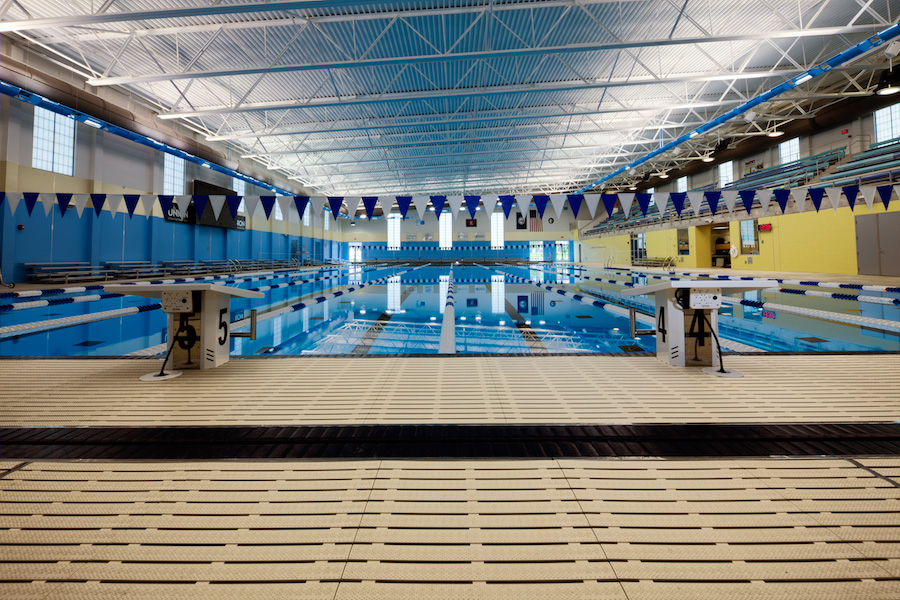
{"left": 2, "top": 0, "right": 897, "bottom": 196}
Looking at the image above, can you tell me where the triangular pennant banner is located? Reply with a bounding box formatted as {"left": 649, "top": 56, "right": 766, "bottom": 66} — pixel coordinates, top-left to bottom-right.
{"left": 808, "top": 188, "right": 825, "bottom": 212}
{"left": 618, "top": 193, "right": 635, "bottom": 216}
{"left": 380, "top": 197, "right": 393, "bottom": 218}
{"left": 567, "top": 194, "right": 583, "bottom": 219}
{"left": 500, "top": 195, "right": 516, "bottom": 219}
{"left": 56, "top": 193, "right": 73, "bottom": 217}
{"left": 362, "top": 196, "right": 378, "bottom": 220}
{"left": 108, "top": 194, "right": 125, "bottom": 216}
{"left": 446, "top": 195, "right": 464, "bottom": 217}
{"left": 244, "top": 196, "right": 260, "bottom": 218}
{"left": 793, "top": 188, "right": 807, "bottom": 213}
{"left": 465, "top": 196, "right": 480, "bottom": 219}
{"left": 670, "top": 192, "right": 686, "bottom": 217}
{"left": 549, "top": 194, "right": 566, "bottom": 219}
{"left": 482, "top": 196, "right": 497, "bottom": 216}
{"left": 6, "top": 193, "right": 21, "bottom": 216}
{"left": 40, "top": 194, "right": 56, "bottom": 216}
{"left": 601, "top": 194, "right": 618, "bottom": 218}
{"left": 413, "top": 196, "right": 430, "bottom": 221}
{"left": 860, "top": 186, "right": 877, "bottom": 212}
{"left": 327, "top": 196, "right": 343, "bottom": 220}
{"left": 124, "top": 194, "right": 141, "bottom": 217}
{"left": 172, "top": 195, "right": 190, "bottom": 217}
{"left": 259, "top": 196, "right": 276, "bottom": 219}
{"left": 71, "top": 194, "right": 89, "bottom": 218}
{"left": 140, "top": 194, "right": 157, "bottom": 217}
{"left": 277, "top": 196, "right": 294, "bottom": 221}
{"left": 293, "top": 196, "right": 309, "bottom": 221}
{"left": 344, "top": 196, "right": 362, "bottom": 220}
{"left": 583, "top": 194, "right": 601, "bottom": 219}
{"left": 876, "top": 185, "right": 893, "bottom": 210}
{"left": 157, "top": 195, "right": 175, "bottom": 216}
{"left": 223, "top": 196, "right": 240, "bottom": 220}
{"left": 23, "top": 193, "right": 39, "bottom": 216}
{"left": 396, "top": 196, "right": 413, "bottom": 218}
{"left": 842, "top": 186, "right": 859, "bottom": 211}
{"left": 515, "top": 195, "right": 530, "bottom": 215}
{"left": 721, "top": 190, "right": 738, "bottom": 214}
{"left": 532, "top": 195, "right": 550, "bottom": 219}
{"left": 704, "top": 191, "right": 721, "bottom": 215}
{"left": 825, "top": 187, "right": 841, "bottom": 212}
{"left": 773, "top": 189, "right": 791, "bottom": 214}
{"left": 431, "top": 195, "right": 447, "bottom": 219}
{"left": 686, "top": 192, "right": 703, "bottom": 216}
{"left": 635, "top": 193, "right": 651, "bottom": 217}
{"left": 738, "top": 190, "right": 755, "bottom": 214}
{"left": 208, "top": 195, "right": 226, "bottom": 220}
{"left": 310, "top": 196, "right": 328, "bottom": 216}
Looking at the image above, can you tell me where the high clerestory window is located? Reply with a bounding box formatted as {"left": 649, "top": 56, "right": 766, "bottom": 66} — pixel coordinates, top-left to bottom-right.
{"left": 439, "top": 212, "right": 452, "bottom": 249}
{"left": 874, "top": 104, "right": 900, "bottom": 143}
{"left": 233, "top": 177, "right": 246, "bottom": 213}
{"left": 718, "top": 161, "right": 734, "bottom": 188}
{"left": 676, "top": 176, "right": 688, "bottom": 193}
{"left": 490, "top": 212, "right": 505, "bottom": 249}
{"left": 33, "top": 106, "right": 75, "bottom": 176}
{"left": 387, "top": 214, "right": 401, "bottom": 250}
{"left": 163, "top": 153, "right": 185, "bottom": 196}
{"left": 778, "top": 137, "right": 800, "bottom": 164}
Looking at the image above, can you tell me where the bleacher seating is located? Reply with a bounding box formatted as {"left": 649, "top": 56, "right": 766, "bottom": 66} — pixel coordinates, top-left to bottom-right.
{"left": 819, "top": 138, "right": 900, "bottom": 187}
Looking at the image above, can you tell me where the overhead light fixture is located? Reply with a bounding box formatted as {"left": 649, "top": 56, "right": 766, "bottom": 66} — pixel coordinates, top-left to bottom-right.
{"left": 82, "top": 117, "right": 104, "bottom": 129}
{"left": 794, "top": 73, "right": 814, "bottom": 85}
{"left": 767, "top": 130, "right": 785, "bottom": 138}
{"left": 689, "top": 131, "right": 700, "bottom": 138}
{"left": 701, "top": 155, "right": 714, "bottom": 163}
{"left": 658, "top": 172, "right": 670, "bottom": 179}
{"left": 629, "top": 185, "right": 637, "bottom": 190}
{"left": 672, "top": 147, "right": 682, "bottom": 156}
{"left": 744, "top": 111, "right": 757, "bottom": 123}
{"left": 875, "top": 68, "right": 900, "bottom": 96}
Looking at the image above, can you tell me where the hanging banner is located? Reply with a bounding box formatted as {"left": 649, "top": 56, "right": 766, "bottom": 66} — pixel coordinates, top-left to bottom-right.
{"left": 431, "top": 195, "right": 447, "bottom": 219}
{"left": 793, "top": 188, "right": 807, "bottom": 213}
{"left": 361, "top": 196, "right": 378, "bottom": 220}
{"left": 669, "top": 192, "right": 686, "bottom": 217}
{"left": 721, "top": 190, "right": 738, "bottom": 214}
{"left": 71, "top": 194, "right": 89, "bottom": 218}
{"left": 259, "top": 196, "right": 276, "bottom": 219}
{"left": 107, "top": 194, "right": 125, "bottom": 216}
{"left": 635, "top": 193, "right": 652, "bottom": 217}
{"left": 56, "top": 193, "right": 73, "bottom": 217}
{"left": 157, "top": 195, "right": 175, "bottom": 216}
{"left": 860, "top": 186, "right": 877, "bottom": 211}
{"left": 225, "top": 195, "right": 242, "bottom": 220}
{"left": 758, "top": 189, "right": 773, "bottom": 215}
{"left": 548, "top": 194, "right": 565, "bottom": 219}
{"left": 704, "top": 191, "right": 721, "bottom": 215}
{"left": 500, "top": 195, "right": 516, "bottom": 219}
{"left": 139, "top": 194, "right": 156, "bottom": 217}
{"left": 243, "top": 195, "right": 260, "bottom": 219}
{"left": 345, "top": 196, "right": 362, "bottom": 220}
{"left": 567, "top": 194, "right": 584, "bottom": 219}
{"left": 413, "top": 195, "right": 430, "bottom": 221}
{"left": 465, "top": 195, "right": 481, "bottom": 219}
{"left": 685, "top": 191, "right": 702, "bottom": 216}
{"left": 808, "top": 188, "right": 825, "bottom": 212}
{"left": 446, "top": 195, "right": 464, "bottom": 217}
{"left": 123, "top": 194, "right": 142, "bottom": 217}
{"left": 773, "top": 189, "right": 791, "bottom": 214}
{"left": 327, "top": 196, "right": 343, "bottom": 220}
{"left": 515, "top": 195, "right": 530, "bottom": 215}
{"left": 381, "top": 197, "right": 393, "bottom": 217}
{"left": 842, "top": 186, "right": 859, "bottom": 211}
{"left": 738, "top": 190, "right": 756, "bottom": 214}
{"left": 310, "top": 196, "right": 328, "bottom": 216}
{"left": 6, "top": 193, "right": 20, "bottom": 216}
{"left": 23, "top": 193, "right": 39, "bottom": 216}
{"left": 583, "top": 193, "right": 601, "bottom": 219}
{"left": 876, "top": 185, "right": 893, "bottom": 210}
{"left": 601, "top": 193, "right": 618, "bottom": 218}
{"left": 825, "top": 187, "right": 841, "bottom": 212}
{"left": 618, "top": 193, "right": 635, "bottom": 217}
{"left": 396, "top": 196, "right": 413, "bottom": 218}
{"left": 293, "top": 196, "right": 309, "bottom": 221}
{"left": 90, "top": 194, "right": 107, "bottom": 217}
{"left": 482, "top": 196, "right": 497, "bottom": 216}
{"left": 653, "top": 193, "right": 667, "bottom": 219}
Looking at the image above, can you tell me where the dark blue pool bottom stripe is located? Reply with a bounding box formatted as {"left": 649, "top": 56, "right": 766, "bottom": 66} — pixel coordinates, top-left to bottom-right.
{"left": 1, "top": 423, "right": 894, "bottom": 459}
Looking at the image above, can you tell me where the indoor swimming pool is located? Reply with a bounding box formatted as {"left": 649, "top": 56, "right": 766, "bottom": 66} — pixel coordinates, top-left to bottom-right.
{"left": 0, "top": 262, "right": 897, "bottom": 357}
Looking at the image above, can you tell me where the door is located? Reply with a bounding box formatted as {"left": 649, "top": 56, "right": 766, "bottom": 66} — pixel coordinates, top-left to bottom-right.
{"left": 857, "top": 212, "right": 900, "bottom": 276}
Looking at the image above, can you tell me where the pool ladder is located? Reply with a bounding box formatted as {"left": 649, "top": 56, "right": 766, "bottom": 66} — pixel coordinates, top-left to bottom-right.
{"left": 628, "top": 306, "right": 656, "bottom": 339}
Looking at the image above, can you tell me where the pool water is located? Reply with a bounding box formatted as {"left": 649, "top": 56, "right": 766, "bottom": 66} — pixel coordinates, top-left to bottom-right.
{"left": 0, "top": 263, "right": 897, "bottom": 357}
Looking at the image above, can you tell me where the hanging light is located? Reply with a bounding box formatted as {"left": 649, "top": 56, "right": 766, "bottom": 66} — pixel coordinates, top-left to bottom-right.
{"left": 875, "top": 69, "right": 900, "bottom": 96}
{"left": 767, "top": 130, "right": 785, "bottom": 138}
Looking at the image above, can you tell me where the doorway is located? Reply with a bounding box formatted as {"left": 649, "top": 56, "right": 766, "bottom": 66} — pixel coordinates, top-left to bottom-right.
{"left": 856, "top": 212, "right": 900, "bottom": 276}
{"left": 710, "top": 224, "right": 732, "bottom": 268}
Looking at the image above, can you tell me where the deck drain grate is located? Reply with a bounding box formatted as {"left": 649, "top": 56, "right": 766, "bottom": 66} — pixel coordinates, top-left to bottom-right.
{"left": 73, "top": 340, "right": 104, "bottom": 347}
{"left": 618, "top": 344, "right": 644, "bottom": 352}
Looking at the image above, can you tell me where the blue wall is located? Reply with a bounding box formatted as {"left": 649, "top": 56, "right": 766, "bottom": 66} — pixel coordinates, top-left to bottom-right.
{"left": 0, "top": 202, "right": 318, "bottom": 283}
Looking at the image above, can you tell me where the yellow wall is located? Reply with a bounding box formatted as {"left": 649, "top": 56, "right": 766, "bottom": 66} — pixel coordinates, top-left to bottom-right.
{"left": 646, "top": 229, "right": 676, "bottom": 258}
{"left": 581, "top": 235, "right": 629, "bottom": 265}
{"left": 729, "top": 202, "right": 898, "bottom": 274}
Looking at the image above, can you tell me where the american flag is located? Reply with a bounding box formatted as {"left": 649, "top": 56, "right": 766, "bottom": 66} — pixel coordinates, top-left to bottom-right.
{"left": 530, "top": 292, "right": 544, "bottom": 315}
{"left": 529, "top": 209, "right": 543, "bottom": 232}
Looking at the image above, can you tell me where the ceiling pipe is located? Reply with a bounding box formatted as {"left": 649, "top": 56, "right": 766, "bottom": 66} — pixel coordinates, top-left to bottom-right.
{"left": 578, "top": 21, "right": 900, "bottom": 193}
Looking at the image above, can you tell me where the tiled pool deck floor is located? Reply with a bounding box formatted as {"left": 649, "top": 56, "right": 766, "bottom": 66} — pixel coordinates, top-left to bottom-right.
{"left": 1, "top": 266, "right": 898, "bottom": 599}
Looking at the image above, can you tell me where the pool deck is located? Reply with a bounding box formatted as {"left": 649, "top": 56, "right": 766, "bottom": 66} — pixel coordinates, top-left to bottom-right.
{"left": 1, "top": 265, "right": 899, "bottom": 599}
